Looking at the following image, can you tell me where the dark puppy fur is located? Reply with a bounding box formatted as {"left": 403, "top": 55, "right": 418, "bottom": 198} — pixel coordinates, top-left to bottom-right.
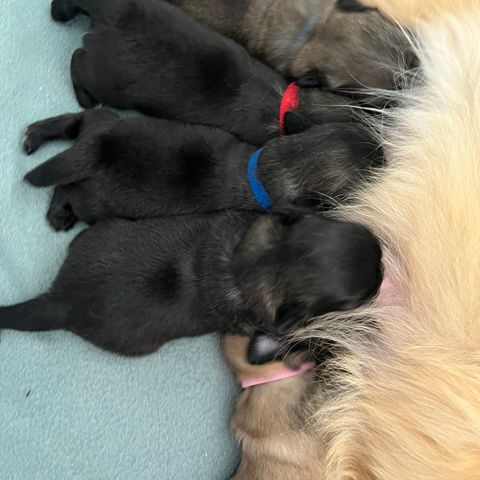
{"left": 23, "top": 109, "right": 382, "bottom": 230}
{"left": 166, "top": 0, "right": 416, "bottom": 89}
{"left": 0, "top": 210, "right": 382, "bottom": 356}
{"left": 50, "top": 0, "right": 353, "bottom": 146}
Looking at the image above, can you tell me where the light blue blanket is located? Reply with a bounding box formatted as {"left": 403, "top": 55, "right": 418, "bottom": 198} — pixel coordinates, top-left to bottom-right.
{"left": 0, "top": 2, "right": 238, "bottom": 478}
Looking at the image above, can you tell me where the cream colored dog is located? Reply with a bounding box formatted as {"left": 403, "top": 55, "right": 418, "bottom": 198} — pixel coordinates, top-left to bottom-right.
{"left": 301, "top": 1, "right": 480, "bottom": 478}
{"left": 361, "top": 0, "right": 480, "bottom": 25}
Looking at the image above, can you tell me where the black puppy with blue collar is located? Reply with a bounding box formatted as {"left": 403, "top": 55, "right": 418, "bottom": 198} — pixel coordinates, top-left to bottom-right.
{"left": 23, "top": 109, "right": 382, "bottom": 230}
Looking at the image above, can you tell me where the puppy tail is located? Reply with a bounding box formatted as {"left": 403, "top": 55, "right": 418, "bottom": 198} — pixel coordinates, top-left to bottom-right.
{"left": 0, "top": 296, "right": 68, "bottom": 332}
{"left": 24, "top": 150, "right": 94, "bottom": 187}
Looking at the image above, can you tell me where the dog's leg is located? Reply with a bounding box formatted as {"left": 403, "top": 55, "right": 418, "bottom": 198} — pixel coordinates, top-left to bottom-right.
{"left": 47, "top": 187, "right": 79, "bottom": 231}
{"left": 24, "top": 110, "right": 118, "bottom": 155}
{"left": 24, "top": 110, "right": 117, "bottom": 188}
{"left": 24, "top": 141, "right": 95, "bottom": 188}
{"left": 23, "top": 112, "right": 84, "bottom": 155}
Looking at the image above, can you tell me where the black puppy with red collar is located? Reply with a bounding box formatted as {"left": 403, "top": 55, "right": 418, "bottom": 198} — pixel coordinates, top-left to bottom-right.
{"left": 50, "top": 0, "right": 355, "bottom": 146}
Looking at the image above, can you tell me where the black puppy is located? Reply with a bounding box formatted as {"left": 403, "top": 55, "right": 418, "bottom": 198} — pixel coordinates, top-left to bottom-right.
{"left": 0, "top": 210, "right": 382, "bottom": 356}
{"left": 23, "top": 109, "right": 382, "bottom": 230}
{"left": 50, "top": 0, "right": 353, "bottom": 145}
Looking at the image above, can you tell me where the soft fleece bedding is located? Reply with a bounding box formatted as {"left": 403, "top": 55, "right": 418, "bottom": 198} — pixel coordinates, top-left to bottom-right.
{"left": 0, "top": 2, "right": 238, "bottom": 478}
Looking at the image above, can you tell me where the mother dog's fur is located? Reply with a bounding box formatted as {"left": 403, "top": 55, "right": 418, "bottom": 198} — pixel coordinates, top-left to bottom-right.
{"left": 361, "top": 0, "right": 480, "bottom": 26}
{"left": 299, "top": 4, "right": 480, "bottom": 478}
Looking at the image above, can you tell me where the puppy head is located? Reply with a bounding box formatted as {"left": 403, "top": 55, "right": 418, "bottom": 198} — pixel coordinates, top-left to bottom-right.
{"left": 269, "top": 123, "right": 384, "bottom": 207}
{"left": 232, "top": 208, "right": 382, "bottom": 336}
{"left": 291, "top": 1, "right": 417, "bottom": 90}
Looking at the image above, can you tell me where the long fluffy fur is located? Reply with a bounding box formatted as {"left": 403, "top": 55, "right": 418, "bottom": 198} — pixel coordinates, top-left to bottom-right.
{"left": 362, "top": 0, "right": 480, "bottom": 26}
{"left": 302, "top": 6, "right": 480, "bottom": 479}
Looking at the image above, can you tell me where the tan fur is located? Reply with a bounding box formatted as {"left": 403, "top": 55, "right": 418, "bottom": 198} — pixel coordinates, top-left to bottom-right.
{"left": 362, "top": 0, "right": 480, "bottom": 26}
{"left": 167, "top": 0, "right": 412, "bottom": 89}
{"left": 271, "top": 1, "right": 411, "bottom": 89}
{"left": 298, "top": 5, "right": 480, "bottom": 478}
{"left": 223, "top": 335, "right": 323, "bottom": 480}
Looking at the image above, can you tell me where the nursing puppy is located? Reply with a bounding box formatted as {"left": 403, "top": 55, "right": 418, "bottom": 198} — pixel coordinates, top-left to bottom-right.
{"left": 23, "top": 109, "right": 382, "bottom": 230}
{"left": 290, "top": 5, "right": 480, "bottom": 478}
{"left": 50, "top": 0, "right": 352, "bottom": 146}
{"left": 0, "top": 210, "right": 382, "bottom": 356}
{"left": 223, "top": 335, "right": 322, "bottom": 480}
{"left": 166, "top": 0, "right": 415, "bottom": 89}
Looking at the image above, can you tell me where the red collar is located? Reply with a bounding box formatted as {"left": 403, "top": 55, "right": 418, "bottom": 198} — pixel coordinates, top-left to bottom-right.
{"left": 279, "top": 83, "right": 301, "bottom": 135}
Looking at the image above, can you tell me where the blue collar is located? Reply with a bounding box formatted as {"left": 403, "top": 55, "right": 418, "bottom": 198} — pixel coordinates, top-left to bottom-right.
{"left": 248, "top": 148, "right": 273, "bottom": 211}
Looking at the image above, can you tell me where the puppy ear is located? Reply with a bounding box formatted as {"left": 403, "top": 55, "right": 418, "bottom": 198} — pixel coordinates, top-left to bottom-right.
{"left": 247, "top": 335, "right": 284, "bottom": 365}
{"left": 336, "top": 0, "right": 374, "bottom": 12}
{"left": 283, "top": 111, "right": 309, "bottom": 135}
{"left": 296, "top": 69, "right": 329, "bottom": 88}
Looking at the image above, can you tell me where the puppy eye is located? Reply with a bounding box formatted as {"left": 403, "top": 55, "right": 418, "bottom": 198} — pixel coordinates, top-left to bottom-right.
{"left": 336, "top": 0, "right": 375, "bottom": 12}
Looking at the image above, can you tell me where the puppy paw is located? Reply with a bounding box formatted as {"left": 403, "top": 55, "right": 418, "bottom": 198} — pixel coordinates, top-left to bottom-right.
{"left": 51, "top": 0, "right": 77, "bottom": 22}
{"left": 47, "top": 202, "right": 77, "bottom": 232}
{"left": 23, "top": 126, "right": 45, "bottom": 155}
